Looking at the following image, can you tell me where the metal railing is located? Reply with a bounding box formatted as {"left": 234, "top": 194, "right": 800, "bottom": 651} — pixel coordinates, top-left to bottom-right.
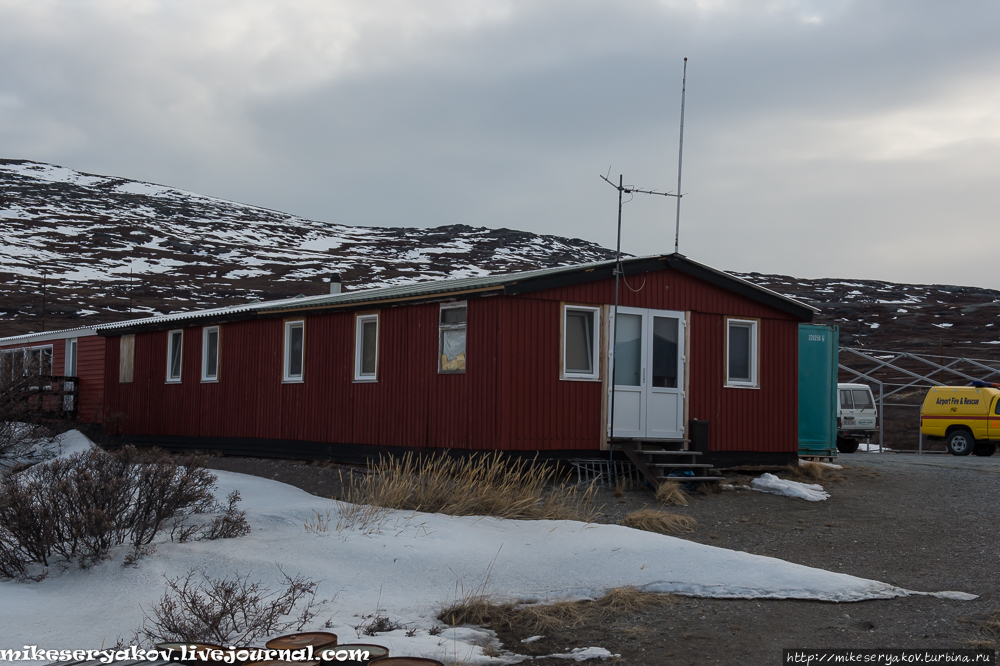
{"left": 838, "top": 348, "right": 1000, "bottom": 452}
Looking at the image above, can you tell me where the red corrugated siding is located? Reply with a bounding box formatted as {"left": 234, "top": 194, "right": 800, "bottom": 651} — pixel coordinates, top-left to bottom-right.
{"left": 105, "top": 298, "right": 506, "bottom": 449}
{"left": 1, "top": 335, "right": 105, "bottom": 424}
{"left": 103, "top": 265, "right": 802, "bottom": 454}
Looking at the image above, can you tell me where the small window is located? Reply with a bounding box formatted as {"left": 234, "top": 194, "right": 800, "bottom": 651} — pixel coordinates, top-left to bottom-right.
{"left": 202, "top": 326, "right": 219, "bottom": 382}
{"left": 439, "top": 302, "right": 467, "bottom": 373}
{"left": 120, "top": 335, "right": 135, "bottom": 384}
{"left": 852, "top": 389, "right": 873, "bottom": 410}
{"left": 65, "top": 338, "right": 78, "bottom": 377}
{"left": 562, "top": 305, "right": 600, "bottom": 381}
{"left": 283, "top": 320, "right": 305, "bottom": 382}
{"left": 839, "top": 390, "right": 854, "bottom": 410}
{"left": 726, "top": 318, "right": 758, "bottom": 387}
{"left": 995, "top": 399, "right": 1000, "bottom": 416}
{"left": 354, "top": 313, "right": 379, "bottom": 381}
{"left": 166, "top": 330, "right": 183, "bottom": 383}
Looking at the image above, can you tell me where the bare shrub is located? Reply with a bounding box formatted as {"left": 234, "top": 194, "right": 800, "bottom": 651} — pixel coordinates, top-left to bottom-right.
{"left": 654, "top": 480, "right": 690, "bottom": 506}
{"left": 0, "top": 447, "right": 219, "bottom": 578}
{"left": 354, "top": 613, "right": 405, "bottom": 637}
{"left": 621, "top": 508, "right": 696, "bottom": 535}
{"left": 202, "top": 491, "right": 251, "bottom": 540}
{"left": 136, "top": 568, "right": 318, "bottom": 645}
{"left": 0, "top": 352, "right": 54, "bottom": 460}
{"left": 339, "top": 452, "right": 601, "bottom": 524}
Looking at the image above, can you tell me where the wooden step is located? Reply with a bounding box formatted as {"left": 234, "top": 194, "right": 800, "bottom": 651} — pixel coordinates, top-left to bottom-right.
{"left": 647, "top": 462, "right": 715, "bottom": 468}
{"left": 637, "top": 450, "right": 702, "bottom": 456}
{"left": 657, "top": 476, "right": 724, "bottom": 482}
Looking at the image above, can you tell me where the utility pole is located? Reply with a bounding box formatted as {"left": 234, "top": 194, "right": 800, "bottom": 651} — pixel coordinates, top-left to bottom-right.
{"left": 40, "top": 270, "right": 47, "bottom": 332}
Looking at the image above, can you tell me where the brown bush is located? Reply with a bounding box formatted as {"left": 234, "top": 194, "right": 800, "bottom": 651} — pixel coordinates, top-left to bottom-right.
{"left": 136, "top": 568, "right": 317, "bottom": 645}
{"left": 0, "top": 447, "right": 219, "bottom": 578}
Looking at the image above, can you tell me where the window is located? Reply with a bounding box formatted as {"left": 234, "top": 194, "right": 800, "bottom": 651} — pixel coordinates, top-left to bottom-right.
{"left": 166, "top": 330, "right": 183, "bottom": 383}
{"left": 852, "top": 389, "right": 873, "bottom": 410}
{"left": 202, "top": 326, "right": 219, "bottom": 382}
{"left": 120, "top": 335, "right": 135, "bottom": 384}
{"left": 439, "top": 302, "right": 467, "bottom": 373}
{"left": 283, "top": 320, "right": 305, "bottom": 382}
{"left": 24, "top": 346, "right": 52, "bottom": 378}
{"left": 562, "top": 305, "right": 600, "bottom": 381}
{"left": 354, "top": 313, "right": 378, "bottom": 381}
{"left": 65, "top": 338, "right": 78, "bottom": 377}
{"left": 726, "top": 318, "right": 758, "bottom": 387}
{"left": 839, "top": 390, "right": 854, "bottom": 410}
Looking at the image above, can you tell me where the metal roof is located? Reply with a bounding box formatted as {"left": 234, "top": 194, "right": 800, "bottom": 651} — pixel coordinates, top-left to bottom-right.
{"left": 0, "top": 326, "right": 98, "bottom": 347}
{"left": 27, "top": 253, "right": 815, "bottom": 337}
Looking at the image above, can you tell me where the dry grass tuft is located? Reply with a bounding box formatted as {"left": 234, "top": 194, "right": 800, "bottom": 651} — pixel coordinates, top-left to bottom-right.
{"left": 596, "top": 586, "right": 674, "bottom": 615}
{"left": 338, "top": 452, "right": 601, "bottom": 525}
{"left": 439, "top": 586, "right": 677, "bottom": 636}
{"left": 622, "top": 508, "right": 696, "bottom": 535}
{"left": 613, "top": 478, "right": 626, "bottom": 499}
{"left": 787, "top": 461, "right": 825, "bottom": 481}
{"left": 654, "top": 480, "right": 689, "bottom": 506}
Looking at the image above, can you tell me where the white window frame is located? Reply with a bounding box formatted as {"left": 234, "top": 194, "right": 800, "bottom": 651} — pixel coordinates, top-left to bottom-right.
{"left": 65, "top": 338, "right": 78, "bottom": 377}
{"left": 166, "top": 329, "right": 183, "bottom": 383}
{"left": 438, "top": 301, "right": 467, "bottom": 374}
{"left": 202, "top": 326, "right": 220, "bottom": 382}
{"left": 725, "top": 317, "right": 759, "bottom": 388}
{"left": 561, "top": 304, "right": 601, "bottom": 381}
{"left": 283, "top": 320, "right": 305, "bottom": 383}
{"left": 354, "top": 313, "right": 379, "bottom": 382}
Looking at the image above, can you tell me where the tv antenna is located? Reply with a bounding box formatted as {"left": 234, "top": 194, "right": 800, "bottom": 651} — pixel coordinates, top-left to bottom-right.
{"left": 599, "top": 57, "right": 689, "bottom": 460}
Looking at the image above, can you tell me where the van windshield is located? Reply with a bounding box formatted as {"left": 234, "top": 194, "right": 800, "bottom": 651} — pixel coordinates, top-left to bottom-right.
{"left": 852, "top": 390, "right": 874, "bottom": 409}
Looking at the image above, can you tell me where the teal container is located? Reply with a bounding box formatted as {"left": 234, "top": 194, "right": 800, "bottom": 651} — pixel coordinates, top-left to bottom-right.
{"left": 798, "top": 324, "right": 839, "bottom": 457}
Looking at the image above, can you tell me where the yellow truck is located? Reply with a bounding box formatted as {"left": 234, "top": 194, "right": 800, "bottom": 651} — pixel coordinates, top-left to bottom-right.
{"left": 920, "top": 383, "right": 1000, "bottom": 456}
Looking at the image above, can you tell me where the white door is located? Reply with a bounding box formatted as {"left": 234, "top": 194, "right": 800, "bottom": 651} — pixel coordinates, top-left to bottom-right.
{"left": 610, "top": 308, "right": 686, "bottom": 439}
{"left": 610, "top": 308, "right": 646, "bottom": 438}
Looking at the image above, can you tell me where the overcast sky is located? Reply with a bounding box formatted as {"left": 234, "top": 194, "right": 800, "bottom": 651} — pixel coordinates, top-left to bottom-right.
{"left": 2, "top": 1, "right": 999, "bottom": 289}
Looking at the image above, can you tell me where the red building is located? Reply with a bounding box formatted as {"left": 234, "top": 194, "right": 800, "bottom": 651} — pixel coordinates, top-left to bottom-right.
{"left": 93, "top": 254, "right": 815, "bottom": 473}
{"left": 0, "top": 327, "right": 105, "bottom": 424}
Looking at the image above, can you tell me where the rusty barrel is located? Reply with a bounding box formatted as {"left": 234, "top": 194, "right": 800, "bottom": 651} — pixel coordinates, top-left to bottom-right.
{"left": 320, "top": 643, "right": 390, "bottom": 665}
{"left": 265, "top": 632, "right": 338, "bottom": 651}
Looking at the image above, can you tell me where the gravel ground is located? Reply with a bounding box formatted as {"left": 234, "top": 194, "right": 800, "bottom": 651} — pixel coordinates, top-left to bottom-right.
{"left": 197, "top": 452, "right": 1000, "bottom": 665}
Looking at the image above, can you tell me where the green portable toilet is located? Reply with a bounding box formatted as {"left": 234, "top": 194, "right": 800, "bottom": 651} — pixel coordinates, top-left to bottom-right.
{"left": 798, "top": 324, "right": 839, "bottom": 457}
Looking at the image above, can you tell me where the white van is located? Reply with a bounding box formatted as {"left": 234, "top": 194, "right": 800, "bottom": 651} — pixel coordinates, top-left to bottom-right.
{"left": 836, "top": 383, "right": 878, "bottom": 453}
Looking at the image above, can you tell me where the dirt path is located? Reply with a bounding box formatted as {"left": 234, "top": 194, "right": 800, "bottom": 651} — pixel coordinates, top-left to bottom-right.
{"left": 199, "top": 453, "right": 1000, "bottom": 664}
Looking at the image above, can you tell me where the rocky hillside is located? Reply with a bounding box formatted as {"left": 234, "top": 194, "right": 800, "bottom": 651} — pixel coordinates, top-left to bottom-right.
{"left": 731, "top": 272, "right": 1000, "bottom": 354}
{"left": 0, "top": 159, "right": 617, "bottom": 337}
{"left": 2, "top": 159, "right": 998, "bottom": 355}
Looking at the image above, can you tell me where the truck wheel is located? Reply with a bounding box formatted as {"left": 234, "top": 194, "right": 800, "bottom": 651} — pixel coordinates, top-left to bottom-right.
{"left": 974, "top": 442, "right": 997, "bottom": 457}
{"left": 836, "top": 436, "right": 859, "bottom": 454}
{"left": 946, "top": 430, "right": 975, "bottom": 456}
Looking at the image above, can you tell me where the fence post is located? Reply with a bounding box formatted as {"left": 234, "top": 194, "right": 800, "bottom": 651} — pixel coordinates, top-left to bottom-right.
{"left": 878, "top": 383, "right": 884, "bottom": 453}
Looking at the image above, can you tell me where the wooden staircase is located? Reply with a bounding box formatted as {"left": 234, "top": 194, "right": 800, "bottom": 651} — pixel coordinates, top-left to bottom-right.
{"left": 617, "top": 440, "right": 723, "bottom": 488}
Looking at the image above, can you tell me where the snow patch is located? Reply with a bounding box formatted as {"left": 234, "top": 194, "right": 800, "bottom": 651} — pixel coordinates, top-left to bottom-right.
{"left": 751, "top": 473, "right": 830, "bottom": 501}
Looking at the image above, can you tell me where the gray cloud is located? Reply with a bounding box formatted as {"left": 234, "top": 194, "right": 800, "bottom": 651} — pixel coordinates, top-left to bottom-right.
{"left": 2, "top": 0, "right": 999, "bottom": 288}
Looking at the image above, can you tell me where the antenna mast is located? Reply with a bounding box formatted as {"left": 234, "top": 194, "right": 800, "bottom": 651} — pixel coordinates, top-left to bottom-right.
{"left": 674, "top": 57, "right": 687, "bottom": 254}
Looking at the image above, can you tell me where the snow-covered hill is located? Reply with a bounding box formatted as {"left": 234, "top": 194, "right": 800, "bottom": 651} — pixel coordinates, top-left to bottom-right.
{"left": 2, "top": 158, "right": 998, "bottom": 352}
{"left": 0, "top": 159, "right": 616, "bottom": 336}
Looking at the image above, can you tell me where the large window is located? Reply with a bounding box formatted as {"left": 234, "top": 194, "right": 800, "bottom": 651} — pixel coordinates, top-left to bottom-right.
{"left": 439, "top": 302, "right": 467, "bottom": 374}
{"left": 202, "top": 326, "right": 219, "bottom": 382}
{"left": 726, "top": 318, "right": 758, "bottom": 388}
{"left": 120, "top": 335, "right": 135, "bottom": 384}
{"left": 283, "top": 320, "right": 305, "bottom": 382}
{"left": 65, "top": 338, "right": 78, "bottom": 377}
{"left": 166, "top": 330, "right": 183, "bottom": 383}
{"left": 562, "top": 305, "right": 600, "bottom": 381}
{"left": 354, "top": 313, "right": 379, "bottom": 381}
